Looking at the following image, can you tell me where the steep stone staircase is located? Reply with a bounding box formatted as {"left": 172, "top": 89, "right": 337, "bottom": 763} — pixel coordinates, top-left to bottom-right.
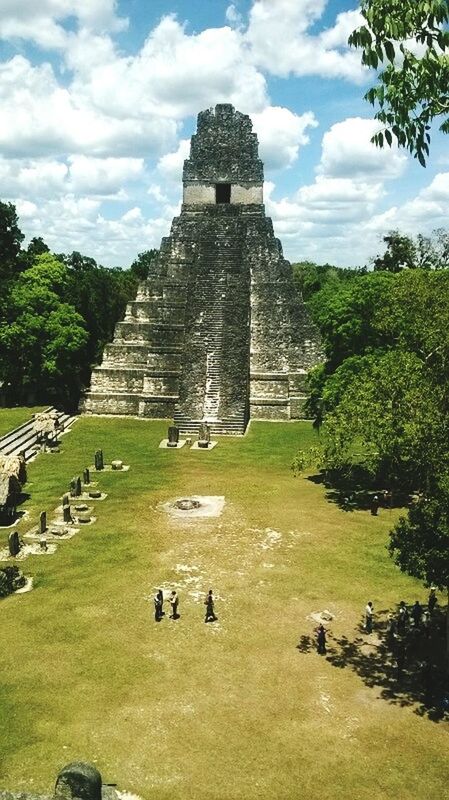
{"left": 173, "top": 222, "right": 248, "bottom": 435}
{"left": 0, "top": 408, "right": 77, "bottom": 461}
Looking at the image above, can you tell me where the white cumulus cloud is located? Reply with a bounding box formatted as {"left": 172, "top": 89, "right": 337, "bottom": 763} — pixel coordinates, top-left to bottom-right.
{"left": 318, "top": 117, "right": 407, "bottom": 180}
{"left": 246, "top": 0, "right": 366, "bottom": 82}
{"left": 251, "top": 107, "right": 318, "bottom": 170}
{"left": 0, "top": 0, "right": 127, "bottom": 49}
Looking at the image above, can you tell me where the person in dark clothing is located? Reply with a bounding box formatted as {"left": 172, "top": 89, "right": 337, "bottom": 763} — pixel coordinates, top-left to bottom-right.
{"left": 154, "top": 590, "right": 163, "bottom": 622}
{"left": 428, "top": 588, "right": 437, "bottom": 615}
{"left": 317, "top": 624, "right": 327, "bottom": 655}
{"left": 204, "top": 589, "right": 217, "bottom": 622}
{"left": 411, "top": 600, "right": 423, "bottom": 627}
{"left": 154, "top": 589, "right": 165, "bottom": 621}
{"left": 371, "top": 495, "right": 379, "bottom": 516}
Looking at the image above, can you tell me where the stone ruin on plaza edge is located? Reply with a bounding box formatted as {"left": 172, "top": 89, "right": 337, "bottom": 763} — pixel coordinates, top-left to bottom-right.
{"left": 83, "top": 104, "right": 322, "bottom": 434}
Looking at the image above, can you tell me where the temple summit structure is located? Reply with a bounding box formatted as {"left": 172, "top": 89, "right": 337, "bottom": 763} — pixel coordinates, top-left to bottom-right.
{"left": 83, "top": 104, "right": 322, "bottom": 434}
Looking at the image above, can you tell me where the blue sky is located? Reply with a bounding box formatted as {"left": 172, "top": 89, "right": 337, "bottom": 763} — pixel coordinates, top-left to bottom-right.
{"left": 0, "top": 0, "right": 448, "bottom": 268}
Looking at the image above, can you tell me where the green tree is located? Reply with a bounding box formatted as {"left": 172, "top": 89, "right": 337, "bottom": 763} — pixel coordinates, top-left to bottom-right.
{"left": 60, "top": 251, "right": 138, "bottom": 371}
{"left": 26, "top": 236, "right": 50, "bottom": 262}
{"left": 373, "top": 228, "right": 449, "bottom": 272}
{"left": 291, "top": 261, "right": 360, "bottom": 302}
{"left": 305, "top": 268, "right": 449, "bottom": 489}
{"left": 373, "top": 230, "right": 417, "bottom": 271}
{"left": 130, "top": 249, "right": 159, "bottom": 281}
{"left": 0, "top": 253, "right": 88, "bottom": 406}
{"left": 389, "top": 483, "right": 449, "bottom": 664}
{"left": 0, "top": 201, "right": 24, "bottom": 282}
{"left": 307, "top": 270, "right": 394, "bottom": 368}
{"left": 349, "top": 0, "right": 449, "bottom": 165}
{"left": 373, "top": 269, "right": 449, "bottom": 380}
{"left": 322, "top": 351, "right": 444, "bottom": 489}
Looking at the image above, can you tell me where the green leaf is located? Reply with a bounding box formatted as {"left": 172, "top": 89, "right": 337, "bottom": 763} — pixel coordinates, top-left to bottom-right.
{"left": 384, "top": 40, "right": 395, "bottom": 64}
{"left": 417, "top": 150, "right": 427, "bottom": 166}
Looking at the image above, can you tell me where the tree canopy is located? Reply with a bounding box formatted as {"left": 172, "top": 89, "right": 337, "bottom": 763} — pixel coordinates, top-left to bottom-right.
{"left": 389, "top": 482, "right": 449, "bottom": 661}
{"left": 0, "top": 201, "right": 25, "bottom": 283}
{"left": 301, "top": 264, "right": 449, "bottom": 491}
{"left": 349, "top": 0, "right": 449, "bottom": 165}
{"left": 0, "top": 254, "right": 88, "bottom": 406}
{"left": 0, "top": 202, "right": 146, "bottom": 409}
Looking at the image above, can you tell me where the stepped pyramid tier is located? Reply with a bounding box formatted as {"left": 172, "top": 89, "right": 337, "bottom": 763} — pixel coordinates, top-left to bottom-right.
{"left": 83, "top": 104, "right": 322, "bottom": 434}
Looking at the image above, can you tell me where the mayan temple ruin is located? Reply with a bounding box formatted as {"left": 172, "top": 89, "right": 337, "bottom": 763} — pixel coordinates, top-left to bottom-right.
{"left": 83, "top": 104, "right": 322, "bottom": 434}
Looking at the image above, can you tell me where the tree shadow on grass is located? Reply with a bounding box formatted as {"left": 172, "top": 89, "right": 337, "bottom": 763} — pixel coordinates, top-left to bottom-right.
{"left": 306, "top": 471, "right": 412, "bottom": 513}
{"left": 320, "top": 608, "right": 449, "bottom": 722}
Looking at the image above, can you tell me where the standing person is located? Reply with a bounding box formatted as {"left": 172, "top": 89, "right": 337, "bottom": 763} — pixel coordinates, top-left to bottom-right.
{"left": 316, "top": 624, "right": 327, "bottom": 655}
{"left": 428, "top": 587, "right": 437, "bottom": 616}
{"left": 396, "top": 640, "right": 406, "bottom": 682}
{"left": 397, "top": 601, "right": 408, "bottom": 634}
{"left": 154, "top": 590, "right": 163, "bottom": 622}
{"left": 386, "top": 613, "right": 396, "bottom": 649}
{"left": 365, "top": 601, "right": 374, "bottom": 633}
{"left": 411, "top": 600, "right": 423, "bottom": 628}
{"left": 157, "top": 589, "right": 165, "bottom": 617}
{"left": 169, "top": 590, "right": 179, "bottom": 619}
{"left": 371, "top": 495, "right": 379, "bottom": 516}
{"left": 204, "top": 589, "right": 217, "bottom": 622}
{"left": 422, "top": 610, "right": 431, "bottom": 641}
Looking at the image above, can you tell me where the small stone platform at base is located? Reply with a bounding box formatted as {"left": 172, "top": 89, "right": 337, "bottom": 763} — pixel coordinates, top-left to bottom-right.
{"left": 159, "top": 439, "right": 187, "bottom": 449}
{"left": 88, "top": 464, "right": 129, "bottom": 472}
{"left": 190, "top": 440, "right": 218, "bottom": 451}
{"left": 160, "top": 495, "right": 225, "bottom": 518}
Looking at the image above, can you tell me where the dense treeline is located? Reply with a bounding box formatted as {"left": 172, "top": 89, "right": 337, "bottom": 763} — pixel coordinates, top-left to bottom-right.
{"left": 294, "top": 232, "right": 449, "bottom": 656}
{"left": 0, "top": 200, "right": 157, "bottom": 409}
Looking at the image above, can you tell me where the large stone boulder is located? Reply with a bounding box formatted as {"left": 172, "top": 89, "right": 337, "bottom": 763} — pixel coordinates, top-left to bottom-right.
{"left": 55, "top": 763, "right": 102, "bottom": 800}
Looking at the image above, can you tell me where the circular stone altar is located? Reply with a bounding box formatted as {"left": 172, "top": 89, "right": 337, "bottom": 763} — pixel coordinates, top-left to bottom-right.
{"left": 175, "top": 498, "right": 201, "bottom": 511}
{"left": 160, "top": 495, "right": 225, "bottom": 519}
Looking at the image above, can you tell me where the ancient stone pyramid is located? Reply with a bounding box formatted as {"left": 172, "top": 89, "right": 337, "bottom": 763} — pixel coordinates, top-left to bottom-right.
{"left": 83, "top": 104, "right": 322, "bottom": 434}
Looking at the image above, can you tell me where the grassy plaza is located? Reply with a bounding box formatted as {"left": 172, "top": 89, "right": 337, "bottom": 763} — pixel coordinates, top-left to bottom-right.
{"left": 0, "top": 415, "right": 448, "bottom": 800}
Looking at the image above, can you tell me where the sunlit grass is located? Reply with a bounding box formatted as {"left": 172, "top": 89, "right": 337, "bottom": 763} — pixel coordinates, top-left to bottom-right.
{"left": 0, "top": 418, "right": 447, "bottom": 800}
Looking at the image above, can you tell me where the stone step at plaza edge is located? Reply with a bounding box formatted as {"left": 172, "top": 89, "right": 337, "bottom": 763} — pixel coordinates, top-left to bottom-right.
{"left": 82, "top": 104, "right": 323, "bottom": 434}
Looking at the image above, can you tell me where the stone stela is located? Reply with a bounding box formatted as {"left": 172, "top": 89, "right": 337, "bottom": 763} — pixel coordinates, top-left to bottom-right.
{"left": 8, "top": 530, "right": 21, "bottom": 557}
{"left": 167, "top": 425, "right": 180, "bottom": 447}
{"left": 62, "top": 494, "right": 72, "bottom": 524}
{"left": 198, "top": 422, "right": 211, "bottom": 448}
{"left": 83, "top": 104, "right": 322, "bottom": 435}
{"left": 39, "top": 511, "right": 47, "bottom": 535}
{"left": 70, "top": 477, "right": 82, "bottom": 497}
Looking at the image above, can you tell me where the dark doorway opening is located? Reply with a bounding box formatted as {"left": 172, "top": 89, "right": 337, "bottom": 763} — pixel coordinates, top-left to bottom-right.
{"left": 215, "top": 183, "right": 231, "bottom": 204}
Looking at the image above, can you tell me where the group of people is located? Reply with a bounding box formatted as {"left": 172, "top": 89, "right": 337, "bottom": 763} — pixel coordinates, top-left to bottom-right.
{"left": 153, "top": 588, "right": 217, "bottom": 623}
{"left": 315, "top": 588, "right": 439, "bottom": 655}
{"left": 363, "top": 588, "right": 438, "bottom": 636}
{"left": 153, "top": 589, "right": 179, "bottom": 621}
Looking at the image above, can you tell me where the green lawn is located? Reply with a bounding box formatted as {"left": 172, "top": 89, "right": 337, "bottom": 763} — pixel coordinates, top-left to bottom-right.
{"left": 0, "top": 418, "right": 447, "bottom": 800}
{"left": 0, "top": 407, "right": 46, "bottom": 438}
